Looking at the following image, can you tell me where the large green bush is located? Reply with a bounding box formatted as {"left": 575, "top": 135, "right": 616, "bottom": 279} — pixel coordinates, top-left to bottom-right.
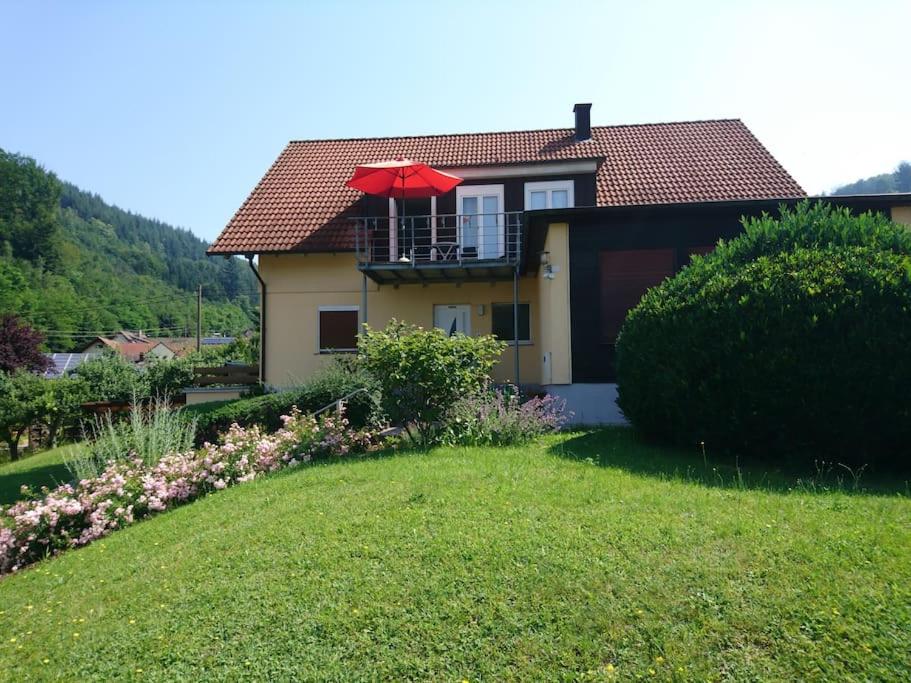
{"left": 616, "top": 202, "right": 911, "bottom": 465}
{"left": 184, "top": 357, "right": 381, "bottom": 445}
{"left": 73, "top": 353, "right": 148, "bottom": 402}
{"left": 359, "top": 320, "right": 505, "bottom": 445}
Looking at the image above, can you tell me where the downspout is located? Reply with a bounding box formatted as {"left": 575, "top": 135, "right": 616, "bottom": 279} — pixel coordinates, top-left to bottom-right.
{"left": 246, "top": 255, "right": 266, "bottom": 385}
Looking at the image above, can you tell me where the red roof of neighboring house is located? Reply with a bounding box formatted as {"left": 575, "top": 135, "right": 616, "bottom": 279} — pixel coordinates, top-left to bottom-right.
{"left": 157, "top": 337, "right": 197, "bottom": 357}
{"left": 79, "top": 337, "right": 156, "bottom": 362}
{"left": 115, "top": 342, "right": 156, "bottom": 362}
{"left": 209, "top": 119, "right": 805, "bottom": 254}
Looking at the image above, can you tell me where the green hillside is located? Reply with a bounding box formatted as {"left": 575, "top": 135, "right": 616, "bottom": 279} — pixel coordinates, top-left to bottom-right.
{"left": 831, "top": 161, "right": 911, "bottom": 195}
{"left": 0, "top": 148, "right": 257, "bottom": 351}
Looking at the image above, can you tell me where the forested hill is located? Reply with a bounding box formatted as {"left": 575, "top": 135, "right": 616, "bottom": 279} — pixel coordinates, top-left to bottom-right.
{"left": 831, "top": 161, "right": 911, "bottom": 195}
{"left": 0, "top": 148, "right": 258, "bottom": 351}
{"left": 59, "top": 182, "right": 257, "bottom": 301}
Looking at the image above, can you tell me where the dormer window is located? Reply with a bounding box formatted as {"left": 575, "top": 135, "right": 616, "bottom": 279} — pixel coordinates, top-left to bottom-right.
{"left": 525, "top": 180, "right": 574, "bottom": 210}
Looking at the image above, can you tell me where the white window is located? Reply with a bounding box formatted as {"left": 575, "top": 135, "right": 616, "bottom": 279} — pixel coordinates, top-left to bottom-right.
{"left": 524, "top": 180, "right": 575, "bottom": 210}
{"left": 456, "top": 184, "right": 504, "bottom": 260}
{"left": 317, "top": 306, "right": 359, "bottom": 353}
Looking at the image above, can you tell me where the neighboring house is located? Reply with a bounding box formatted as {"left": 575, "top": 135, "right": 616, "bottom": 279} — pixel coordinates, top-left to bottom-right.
{"left": 78, "top": 335, "right": 235, "bottom": 364}
{"left": 112, "top": 330, "right": 150, "bottom": 344}
{"left": 208, "top": 104, "right": 911, "bottom": 423}
{"left": 79, "top": 334, "right": 156, "bottom": 364}
{"left": 43, "top": 353, "right": 100, "bottom": 378}
{"left": 79, "top": 337, "right": 123, "bottom": 355}
{"left": 156, "top": 337, "right": 197, "bottom": 357}
{"left": 113, "top": 342, "right": 157, "bottom": 363}
{"left": 145, "top": 341, "right": 177, "bottom": 361}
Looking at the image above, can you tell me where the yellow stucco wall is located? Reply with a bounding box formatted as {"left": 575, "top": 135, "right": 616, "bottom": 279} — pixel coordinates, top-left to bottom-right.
{"left": 260, "top": 253, "right": 542, "bottom": 387}
{"left": 892, "top": 206, "right": 911, "bottom": 226}
{"left": 536, "top": 223, "right": 572, "bottom": 385}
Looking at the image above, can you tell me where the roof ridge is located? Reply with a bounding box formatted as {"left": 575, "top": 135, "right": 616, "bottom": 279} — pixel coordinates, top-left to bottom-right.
{"left": 286, "top": 118, "right": 745, "bottom": 145}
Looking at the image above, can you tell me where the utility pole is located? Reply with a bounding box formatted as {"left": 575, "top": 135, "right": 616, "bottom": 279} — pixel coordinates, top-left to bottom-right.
{"left": 196, "top": 285, "right": 202, "bottom": 353}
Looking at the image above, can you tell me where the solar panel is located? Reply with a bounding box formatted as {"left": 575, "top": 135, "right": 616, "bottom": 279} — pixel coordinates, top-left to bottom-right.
{"left": 43, "top": 353, "right": 101, "bottom": 378}
{"left": 201, "top": 337, "right": 235, "bottom": 346}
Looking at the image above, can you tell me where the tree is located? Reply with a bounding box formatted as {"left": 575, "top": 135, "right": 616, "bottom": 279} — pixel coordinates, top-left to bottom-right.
{"left": 0, "top": 314, "right": 50, "bottom": 374}
{"left": 0, "top": 371, "right": 47, "bottom": 461}
{"left": 831, "top": 160, "right": 911, "bottom": 196}
{"left": 0, "top": 149, "right": 61, "bottom": 263}
{"left": 73, "top": 353, "right": 147, "bottom": 402}
{"left": 145, "top": 357, "right": 196, "bottom": 398}
{"left": 896, "top": 162, "right": 911, "bottom": 193}
{"left": 38, "top": 376, "right": 88, "bottom": 448}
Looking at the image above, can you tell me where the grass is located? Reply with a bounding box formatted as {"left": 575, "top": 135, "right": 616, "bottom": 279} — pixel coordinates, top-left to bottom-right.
{"left": 0, "top": 444, "right": 79, "bottom": 506}
{"left": 0, "top": 429, "right": 909, "bottom": 681}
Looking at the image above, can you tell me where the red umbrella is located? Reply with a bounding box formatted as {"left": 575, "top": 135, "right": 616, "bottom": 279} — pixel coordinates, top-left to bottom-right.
{"left": 346, "top": 157, "right": 462, "bottom": 199}
{"left": 347, "top": 158, "right": 463, "bottom": 263}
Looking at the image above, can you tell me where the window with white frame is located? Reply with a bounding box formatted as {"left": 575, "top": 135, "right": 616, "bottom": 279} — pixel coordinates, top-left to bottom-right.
{"left": 524, "top": 180, "right": 574, "bottom": 210}
{"left": 317, "top": 306, "right": 359, "bottom": 352}
{"left": 456, "top": 184, "right": 505, "bottom": 260}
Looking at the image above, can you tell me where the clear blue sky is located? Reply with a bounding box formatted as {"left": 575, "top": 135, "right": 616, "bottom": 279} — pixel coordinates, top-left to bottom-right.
{"left": 2, "top": 0, "right": 909, "bottom": 243}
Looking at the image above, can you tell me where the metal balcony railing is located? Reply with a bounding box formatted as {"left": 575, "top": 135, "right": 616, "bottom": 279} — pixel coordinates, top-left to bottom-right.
{"left": 354, "top": 212, "right": 522, "bottom": 269}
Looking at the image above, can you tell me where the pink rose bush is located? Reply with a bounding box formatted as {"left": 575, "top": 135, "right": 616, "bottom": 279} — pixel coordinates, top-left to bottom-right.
{"left": 0, "top": 408, "right": 380, "bottom": 575}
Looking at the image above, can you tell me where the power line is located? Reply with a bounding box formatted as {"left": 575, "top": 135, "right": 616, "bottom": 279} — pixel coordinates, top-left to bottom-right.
{"left": 42, "top": 328, "right": 190, "bottom": 334}
{"left": 21, "top": 293, "right": 194, "bottom": 315}
{"left": 39, "top": 326, "right": 191, "bottom": 337}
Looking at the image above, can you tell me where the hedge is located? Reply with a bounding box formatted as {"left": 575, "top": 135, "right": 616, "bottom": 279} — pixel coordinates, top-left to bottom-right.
{"left": 182, "top": 359, "right": 382, "bottom": 445}
{"left": 616, "top": 203, "right": 911, "bottom": 466}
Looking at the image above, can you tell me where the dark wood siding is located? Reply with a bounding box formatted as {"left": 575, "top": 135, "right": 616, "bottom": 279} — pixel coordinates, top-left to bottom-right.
{"left": 599, "top": 249, "right": 675, "bottom": 342}
{"left": 358, "top": 173, "right": 597, "bottom": 218}
{"left": 567, "top": 198, "right": 909, "bottom": 383}
{"left": 569, "top": 206, "right": 750, "bottom": 383}
{"left": 438, "top": 173, "right": 597, "bottom": 213}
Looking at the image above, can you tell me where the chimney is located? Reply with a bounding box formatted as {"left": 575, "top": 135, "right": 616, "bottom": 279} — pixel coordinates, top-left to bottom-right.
{"left": 573, "top": 103, "right": 592, "bottom": 141}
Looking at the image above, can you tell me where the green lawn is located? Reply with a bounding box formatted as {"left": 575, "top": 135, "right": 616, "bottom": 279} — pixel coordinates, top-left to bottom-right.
{"left": 0, "top": 429, "right": 908, "bottom": 681}
{"left": 0, "top": 444, "right": 78, "bottom": 506}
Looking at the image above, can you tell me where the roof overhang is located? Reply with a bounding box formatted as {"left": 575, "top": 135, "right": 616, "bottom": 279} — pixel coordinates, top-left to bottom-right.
{"left": 209, "top": 194, "right": 911, "bottom": 259}
{"left": 442, "top": 159, "right": 599, "bottom": 180}
{"left": 523, "top": 193, "right": 911, "bottom": 270}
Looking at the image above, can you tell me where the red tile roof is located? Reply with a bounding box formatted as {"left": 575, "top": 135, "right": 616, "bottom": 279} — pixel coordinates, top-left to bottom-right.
{"left": 209, "top": 119, "right": 805, "bottom": 254}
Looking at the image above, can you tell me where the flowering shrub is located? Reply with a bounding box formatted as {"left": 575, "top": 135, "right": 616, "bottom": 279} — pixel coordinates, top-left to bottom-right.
{"left": 0, "top": 408, "right": 380, "bottom": 575}
{"left": 442, "top": 387, "right": 568, "bottom": 447}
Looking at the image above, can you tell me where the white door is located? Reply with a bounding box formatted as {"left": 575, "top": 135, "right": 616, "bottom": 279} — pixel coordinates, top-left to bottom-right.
{"left": 456, "top": 184, "right": 504, "bottom": 260}
{"left": 434, "top": 305, "right": 471, "bottom": 337}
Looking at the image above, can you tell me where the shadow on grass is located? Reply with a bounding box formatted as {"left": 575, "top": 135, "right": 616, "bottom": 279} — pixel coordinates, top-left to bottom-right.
{"left": 0, "top": 459, "right": 73, "bottom": 506}
{"left": 549, "top": 428, "right": 911, "bottom": 497}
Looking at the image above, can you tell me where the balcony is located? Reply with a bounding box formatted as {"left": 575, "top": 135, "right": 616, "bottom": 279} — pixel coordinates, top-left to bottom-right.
{"left": 354, "top": 212, "right": 523, "bottom": 284}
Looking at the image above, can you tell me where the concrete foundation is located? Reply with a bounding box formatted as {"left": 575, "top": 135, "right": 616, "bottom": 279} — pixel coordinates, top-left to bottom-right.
{"left": 544, "top": 383, "right": 628, "bottom": 425}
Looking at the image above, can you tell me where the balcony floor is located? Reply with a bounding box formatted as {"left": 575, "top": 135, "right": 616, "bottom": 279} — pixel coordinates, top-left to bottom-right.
{"left": 358, "top": 260, "right": 518, "bottom": 284}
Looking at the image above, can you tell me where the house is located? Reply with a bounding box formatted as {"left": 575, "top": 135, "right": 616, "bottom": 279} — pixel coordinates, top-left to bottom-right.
{"left": 145, "top": 341, "right": 178, "bottom": 361}
{"left": 79, "top": 333, "right": 157, "bottom": 364}
{"left": 79, "top": 337, "right": 123, "bottom": 356}
{"left": 208, "top": 104, "right": 911, "bottom": 423}
{"left": 80, "top": 331, "right": 151, "bottom": 355}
